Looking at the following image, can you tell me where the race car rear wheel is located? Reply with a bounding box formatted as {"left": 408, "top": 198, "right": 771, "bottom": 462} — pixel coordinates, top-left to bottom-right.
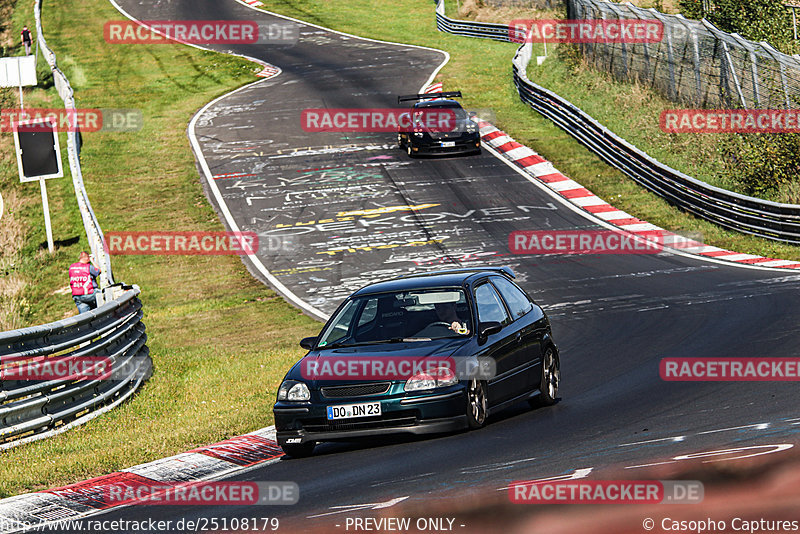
{"left": 407, "top": 143, "right": 415, "bottom": 158}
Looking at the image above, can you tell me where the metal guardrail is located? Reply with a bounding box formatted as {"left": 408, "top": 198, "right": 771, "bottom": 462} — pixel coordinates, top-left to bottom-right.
{"left": 0, "top": 1, "right": 152, "bottom": 450}
{"left": 435, "top": 0, "right": 519, "bottom": 42}
{"left": 0, "top": 287, "right": 152, "bottom": 449}
{"left": 435, "top": 1, "right": 800, "bottom": 244}
{"left": 34, "top": 0, "right": 114, "bottom": 288}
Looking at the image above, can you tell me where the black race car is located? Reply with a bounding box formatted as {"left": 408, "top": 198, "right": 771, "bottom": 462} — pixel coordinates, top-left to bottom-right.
{"left": 273, "top": 267, "right": 561, "bottom": 457}
{"left": 396, "top": 91, "right": 482, "bottom": 157}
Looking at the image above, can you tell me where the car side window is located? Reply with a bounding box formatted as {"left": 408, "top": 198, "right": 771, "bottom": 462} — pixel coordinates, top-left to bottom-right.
{"left": 491, "top": 277, "right": 533, "bottom": 320}
{"left": 357, "top": 298, "right": 378, "bottom": 327}
{"left": 475, "top": 283, "right": 510, "bottom": 326}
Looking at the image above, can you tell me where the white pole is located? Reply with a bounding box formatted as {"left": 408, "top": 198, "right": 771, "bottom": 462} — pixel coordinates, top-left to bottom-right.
{"left": 39, "top": 177, "right": 54, "bottom": 253}
{"left": 17, "top": 60, "right": 23, "bottom": 110}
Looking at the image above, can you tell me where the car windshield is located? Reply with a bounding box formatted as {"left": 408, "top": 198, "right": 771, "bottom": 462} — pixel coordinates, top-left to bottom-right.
{"left": 317, "top": 289, "right": 472, "bottom": 347}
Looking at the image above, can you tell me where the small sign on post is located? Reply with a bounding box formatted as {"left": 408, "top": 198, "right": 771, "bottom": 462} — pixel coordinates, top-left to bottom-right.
{"left": 13, "top": 118, "right": 64, "bottom": 253}
{"left": 0, "top": 56, "right": 37, "bottom": 108}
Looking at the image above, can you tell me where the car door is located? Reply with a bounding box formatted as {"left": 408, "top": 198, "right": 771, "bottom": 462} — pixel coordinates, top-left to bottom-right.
{"left": 473, "top": 281, "right": 521, "bottom": 405}
{"left": 490, "top": 276, "right": 545, "bottom": 393}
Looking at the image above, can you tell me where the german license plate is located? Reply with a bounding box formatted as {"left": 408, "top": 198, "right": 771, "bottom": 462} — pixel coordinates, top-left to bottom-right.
{"left": 441, "top": 141, "right": 455, "bottom": 147}
{"left": 327, "top": 402, "right": 381, "bottom": 420}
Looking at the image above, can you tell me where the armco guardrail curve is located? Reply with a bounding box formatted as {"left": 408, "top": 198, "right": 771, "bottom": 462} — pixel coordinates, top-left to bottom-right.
{"left": 0, "top": 1, "right": 152, "bottom": 450}
{"left": 435, "top": 0, "right": 800, "bottom": 245}
{"left": 0, "top": 287, "right": 152, "bottom": 449}
{"left": 435, "top": 0, "right": 519, "bottom": 42}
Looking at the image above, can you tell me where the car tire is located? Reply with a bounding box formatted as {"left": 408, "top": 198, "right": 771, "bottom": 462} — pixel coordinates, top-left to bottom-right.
{"left": 466, "top": 378, "right": 488, "bottom": 429}
{"left": 530, "top": 346, "right": 559, "bottom": 408}
{"left": 280, "top": 442, "right": 315, "bottom": 458}
{"left": 407, "top": 143, "right": 416, "bottom": 158}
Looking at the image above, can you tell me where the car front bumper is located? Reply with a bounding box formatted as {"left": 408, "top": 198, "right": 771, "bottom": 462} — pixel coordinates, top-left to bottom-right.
{"left": 408, "top": 135, "right": 481, "bottom": 155}
{"left": 274, "top": 388, "right": 468, "bottom": 446}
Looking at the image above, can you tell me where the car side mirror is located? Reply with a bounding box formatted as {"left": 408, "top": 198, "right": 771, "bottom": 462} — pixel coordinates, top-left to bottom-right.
{"left": 299, "top": 337, "right": 317, "bottom": 350}
{"left": 479, "top": 322, "right": 502, "bottom": 338}
{"left": 468, "top": 111, "right": 477, "bottom": 118}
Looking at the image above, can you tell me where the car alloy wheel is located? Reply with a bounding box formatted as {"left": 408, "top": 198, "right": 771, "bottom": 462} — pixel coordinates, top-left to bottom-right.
{"left": 531, "top": 346, "right": 559, "bottom": 407}
{"left": 466, "top": 378, "right": 488, "bottom": 429}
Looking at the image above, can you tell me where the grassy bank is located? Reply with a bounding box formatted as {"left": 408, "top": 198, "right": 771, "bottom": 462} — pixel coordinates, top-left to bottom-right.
{"left": 0, "top": 0, "right": 318, "bottom": 496}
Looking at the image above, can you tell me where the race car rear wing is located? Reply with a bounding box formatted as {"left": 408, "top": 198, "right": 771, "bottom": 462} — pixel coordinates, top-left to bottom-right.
{"left": 397, "top": 91, "right": 462, "bottom": 104}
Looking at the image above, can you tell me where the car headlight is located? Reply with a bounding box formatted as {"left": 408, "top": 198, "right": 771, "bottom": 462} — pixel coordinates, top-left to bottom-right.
{"left": 413, "top": 132, "right": 424, "bottom": 137}
{"left": 277, "top": 380, "right": 311, "bottom": 401}
{"left": 404, "top": 366, "right": 458, "bottom": 392}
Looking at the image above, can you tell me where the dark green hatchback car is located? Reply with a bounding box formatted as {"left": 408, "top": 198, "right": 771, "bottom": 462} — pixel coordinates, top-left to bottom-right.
{"left": 273, "top": 267, "right": 560, "bottom": 457}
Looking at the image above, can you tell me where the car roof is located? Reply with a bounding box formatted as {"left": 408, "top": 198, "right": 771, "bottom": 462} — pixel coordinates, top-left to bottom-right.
{"left": 413, "top": 99, "right": 463, "bottom": 109}
{"left": 351, "top": 267, "right": 515, "bottom": 296}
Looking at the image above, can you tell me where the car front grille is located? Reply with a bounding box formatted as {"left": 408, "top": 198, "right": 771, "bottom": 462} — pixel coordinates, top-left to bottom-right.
{"left": 320, "top": 382, "right": 392, "bottom": 398}
{"left": 302, "top": 411, "right": 418, "bottom": 432}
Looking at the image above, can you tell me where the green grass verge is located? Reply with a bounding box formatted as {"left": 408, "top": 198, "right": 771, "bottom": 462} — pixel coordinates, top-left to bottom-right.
{"left": 0, "top": 0, "right": 319, "bottom": 497}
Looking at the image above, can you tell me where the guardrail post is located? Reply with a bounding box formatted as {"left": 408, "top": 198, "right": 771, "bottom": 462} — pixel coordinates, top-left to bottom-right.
{"left": 691, "top": 29, "right": 703, "bottom": 106}
{"left": 759, "top": 41, "right": 793, "bottom": 109}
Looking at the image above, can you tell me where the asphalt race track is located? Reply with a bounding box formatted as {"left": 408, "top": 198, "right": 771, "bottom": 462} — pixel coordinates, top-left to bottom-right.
{"left": 84, "top": 0, "right": 800, "bottom": 529}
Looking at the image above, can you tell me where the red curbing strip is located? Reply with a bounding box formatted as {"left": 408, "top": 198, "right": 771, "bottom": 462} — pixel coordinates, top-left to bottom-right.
{"left": 738, "top": 257, "right": 786, "bottom": 264}
{"left": 189, "top": 434, "right": 284, "bottom": 467}
{"left": 698, "top": 250, "right": 738, "bottom": 257}
{"left": 482, "top": 130, "right": 507, "bottom": 142}
{"left": 584, "top": 204, "right": 619, "bottom": 214}
{"left": 496, "top": 141, "right": 525, "bottom": 152}
{"left": 479, "top": 121, "right": 800, "bottom": 270}
{"left": 607, "top": 217, "right": 645, "bottom": 226}
{"left": 516, "top": 154, "right": 547, "bottom": 167}
{"left": 560, "top": 188, "right": 594, "bottom": 199}
{"left": 536, "top": 172, "right": 569, "bottom": 183}
{"left": 0, "top": 427, "right": 283, "bottom": 530}
{"left": 46, "top": 473, "right": 164, "bottom": 511}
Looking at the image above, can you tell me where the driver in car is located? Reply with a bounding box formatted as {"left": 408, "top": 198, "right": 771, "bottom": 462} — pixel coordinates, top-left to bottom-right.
{"left": 434, "top": 302, "right": 470, "bottom": 335}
